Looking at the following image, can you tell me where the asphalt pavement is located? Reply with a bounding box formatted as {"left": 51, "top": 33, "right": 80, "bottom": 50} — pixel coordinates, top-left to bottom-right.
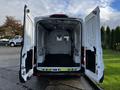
{"left": 0, "top": 47, "right": 93, "bottom": 90}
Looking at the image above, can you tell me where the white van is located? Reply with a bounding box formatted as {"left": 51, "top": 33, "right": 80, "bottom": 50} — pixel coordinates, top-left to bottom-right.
{"left": 9, "top": 35, "right": 22, "bottom": 46}
{"left": 19, "top": 5, "right": 104, "bottom": 83}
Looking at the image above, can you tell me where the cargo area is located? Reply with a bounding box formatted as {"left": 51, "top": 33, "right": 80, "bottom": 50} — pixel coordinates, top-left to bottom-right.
{"left": 36, "top": 18, "right": 81, "bottom": 67}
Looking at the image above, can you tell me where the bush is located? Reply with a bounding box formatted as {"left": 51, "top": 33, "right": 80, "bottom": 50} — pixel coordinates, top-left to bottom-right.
{"left": 0, "top": 36, "right": 12, "bottom": 39}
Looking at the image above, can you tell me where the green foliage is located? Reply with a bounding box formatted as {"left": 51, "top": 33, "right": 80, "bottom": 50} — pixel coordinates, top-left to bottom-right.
{"left": 101, "top": 26, "right": 105, "bottom": 48}
{"left": 106, "top": 26, "right": 111, "bottom": 49}
{"left": 110, "top": 29, "right": 114, "bottom": 49}
{"left": 101, "top": 26, "right": 120, "bottom": 51}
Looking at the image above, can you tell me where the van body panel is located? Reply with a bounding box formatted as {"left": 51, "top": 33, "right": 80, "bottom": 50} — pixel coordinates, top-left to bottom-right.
{"left": 84, "top": 7, "right": 104, "bottom": 83}
{"left": 20, "top": 6, "right": 34, "bottom": 82}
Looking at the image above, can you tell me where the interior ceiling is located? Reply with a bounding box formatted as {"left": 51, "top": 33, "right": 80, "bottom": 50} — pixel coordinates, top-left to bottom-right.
{"left": 39, "top": 19, "right": 79, "bottom": 31}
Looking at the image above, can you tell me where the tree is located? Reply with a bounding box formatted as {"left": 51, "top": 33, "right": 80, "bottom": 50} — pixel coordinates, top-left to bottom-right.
{"left": 2, "top": 16, "right": 23, "bottom": 37}
{"left": 105, "top": 26, "right": 111, "bottom": 49}
{"left": 0, "top": 27, "right": 5, "bottom": 38}
{"left": 110, "top": 29, "right": 114, "bottom": 49}
{"left": 101, "top": 26, "right": 105, "bottom": 48}
{"left": 114, "top": 26, "right": 120, "bottom": 50}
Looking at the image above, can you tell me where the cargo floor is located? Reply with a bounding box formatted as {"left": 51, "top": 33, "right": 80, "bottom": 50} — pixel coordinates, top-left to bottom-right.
{"left": 38, "top": 54, "right": 79, "bottom": 67}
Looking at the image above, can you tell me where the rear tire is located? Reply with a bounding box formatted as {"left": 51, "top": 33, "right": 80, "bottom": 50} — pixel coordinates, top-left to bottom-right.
{"left": 19, "top": 70, "right": 25, "bottom": 83}
{"left": 10, "top": 42, "right": 15, "bottom": 47}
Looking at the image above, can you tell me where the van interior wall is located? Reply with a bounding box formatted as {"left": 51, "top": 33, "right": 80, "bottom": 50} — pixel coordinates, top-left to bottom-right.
{"left": 74, "top": 24, "right": 81, "bottom": 52}
{"left": 73, "top": 24, "right": 81, "bottom": 64}
{"left": 37, "top": 25, "right": 46, "bottom": 64}
{"left": 36, "top": 19, "right": 81, "bottom": 67}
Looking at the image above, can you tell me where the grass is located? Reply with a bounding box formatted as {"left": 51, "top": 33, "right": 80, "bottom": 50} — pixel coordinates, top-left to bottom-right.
{"left": 100, "top": 49, "right": 120, "bottom": 90}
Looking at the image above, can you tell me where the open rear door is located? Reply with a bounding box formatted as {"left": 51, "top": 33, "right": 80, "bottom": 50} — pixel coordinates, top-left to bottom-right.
{"left": 19, "top": 5, "right": 34, "bottom": 83}
{"left": 84, "top": 7, "right": 104, "bottom": 83}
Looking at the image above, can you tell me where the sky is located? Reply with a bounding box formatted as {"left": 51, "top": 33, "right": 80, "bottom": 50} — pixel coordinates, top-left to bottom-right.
{"left": 0, "top": 0, "right": 120, "bottom": 29}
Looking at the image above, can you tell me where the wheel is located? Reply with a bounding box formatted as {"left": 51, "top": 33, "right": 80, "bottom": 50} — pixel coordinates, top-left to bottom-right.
{"left": 19, "top": 70, "right": 25, "bottom": 83}
{"left": 10, "top": 42, "right": 15, "bottom": 47}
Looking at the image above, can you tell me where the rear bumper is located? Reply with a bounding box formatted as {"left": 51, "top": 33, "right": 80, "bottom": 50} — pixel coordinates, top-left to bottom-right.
{"left": 36, "top": 67, "right": 80, "bottom": 72}
{"left": 33, "top": 67, "right": 81, "bottom": 76}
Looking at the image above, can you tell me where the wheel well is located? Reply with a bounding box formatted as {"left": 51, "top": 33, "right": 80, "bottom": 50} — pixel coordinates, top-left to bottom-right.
{"left": 10, "top": 42, "right": 15, "bottom": 44}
